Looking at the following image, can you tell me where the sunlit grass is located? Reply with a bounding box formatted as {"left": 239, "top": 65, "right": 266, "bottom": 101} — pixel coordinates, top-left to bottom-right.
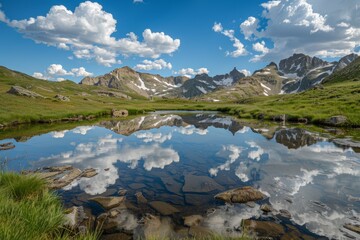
{"left": 0, "top": 172, "right": 100, "bottom": 240}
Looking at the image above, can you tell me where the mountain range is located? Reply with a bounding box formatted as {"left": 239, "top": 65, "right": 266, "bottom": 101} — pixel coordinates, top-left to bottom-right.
{"left": 80, "top": 53, "right": 358, "bottom": 100}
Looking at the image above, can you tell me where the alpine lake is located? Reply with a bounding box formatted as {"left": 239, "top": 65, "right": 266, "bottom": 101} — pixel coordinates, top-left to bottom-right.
{"left": 1, "top": 111, "right": 359, "bottom": 240}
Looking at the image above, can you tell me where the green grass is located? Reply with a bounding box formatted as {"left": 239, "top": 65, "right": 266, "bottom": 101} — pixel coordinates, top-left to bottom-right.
{"left": 0, "top": 172, "right": 100, "bottom": 240}
{"left": 0, "top": 65, "right": 359, "bottom": 127}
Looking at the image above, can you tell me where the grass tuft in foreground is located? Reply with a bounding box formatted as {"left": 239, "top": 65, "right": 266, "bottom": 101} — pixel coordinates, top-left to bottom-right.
{"left": 0, "top": 172, "right": 99, "bottom": 240}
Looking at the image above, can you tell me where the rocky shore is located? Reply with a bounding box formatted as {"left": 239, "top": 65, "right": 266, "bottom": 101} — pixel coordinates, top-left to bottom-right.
{"left": 21, "top": 165, "right": 332, "bottom": 239}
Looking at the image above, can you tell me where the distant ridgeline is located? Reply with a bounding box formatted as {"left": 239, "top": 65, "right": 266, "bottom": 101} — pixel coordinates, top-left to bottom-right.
{"left": 79, "top": 53, "right": 358, "bottom": 100}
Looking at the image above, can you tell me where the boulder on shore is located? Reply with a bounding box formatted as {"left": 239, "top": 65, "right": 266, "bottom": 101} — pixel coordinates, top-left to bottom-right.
{"left": 112, "top": 109, "right": 128, "bottom": 117}
{"left": 326, "top": 115, "right": 347, "bottom": 126}
{"left": 7, "top": 86, "right": 44, "bottom": 98}
{"left": 214, "top": 186, "right": 266, "bottom": 204}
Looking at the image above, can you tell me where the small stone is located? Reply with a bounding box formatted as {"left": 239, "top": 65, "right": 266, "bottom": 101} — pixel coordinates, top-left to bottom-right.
{"left": 279, "top": 209, "right": 292, "bottom": 219}
{"left": 118, "top": 188, "right": 127, "bottom": 196}
{"left": 135, "top": 192, "right": 148, "bottom": 204}
{"left": 260, "top": 204, "right": 273, "bottom": 213}
{"left": 109, "top": 209, "right": 119, "bottom": 218}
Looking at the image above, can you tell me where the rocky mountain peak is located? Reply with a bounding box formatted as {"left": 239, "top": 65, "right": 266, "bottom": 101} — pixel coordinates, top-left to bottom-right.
{"left": 267, "top": 62, "right": 278, "bottom": 70}
{"left": 112, "top": 66, "right": 136, "bottom": 75}
{"left": 333, "top": 53, "right": 358, "bottom": 72}
{"left": 279, "top": 53, "right": 329, "bottom": 77}
{"left": 229, "top": 67, "right": 245, "bottom": 79}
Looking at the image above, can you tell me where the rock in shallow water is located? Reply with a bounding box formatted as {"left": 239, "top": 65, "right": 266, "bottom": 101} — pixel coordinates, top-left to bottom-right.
{"left": 182, "top": 174, "right": 224, "bottom": 193}
{"left": 49, "top": 168, "right": 82, "bottom": 189}
{"left": 90, "top": 196, "right": 126, "bottom": 210}
{"left": 214, "top": 186, "right": 266, "bottom": 203}
{"left": 149, "top": 201, "right": 180, "bottom": 215}
{"left": 183, "top": 215, "right": 203, "bottom": 227}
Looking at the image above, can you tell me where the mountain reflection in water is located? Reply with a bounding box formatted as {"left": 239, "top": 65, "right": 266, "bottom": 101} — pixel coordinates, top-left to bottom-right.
{"left": 0, "top": 112, "right": 359, "bottom": 239}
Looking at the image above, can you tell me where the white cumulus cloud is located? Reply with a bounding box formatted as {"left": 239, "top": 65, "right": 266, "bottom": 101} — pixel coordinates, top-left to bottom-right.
{"left": 176, "top": 67, "right": 209, "bottom": 78}
{"left": 0, "top": 2, "right": 180, "bottom": 66}
{"left": 213, "top": 22, "right": 247, "bottom": 57}
{"left": 134, "top": 59, "right": 172, "bottom": 71}
{"left": 241, "top": 0, "right": 360, "bottom": 61}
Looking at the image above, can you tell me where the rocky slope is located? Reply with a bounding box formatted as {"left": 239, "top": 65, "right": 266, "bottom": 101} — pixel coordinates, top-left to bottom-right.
{"left": 280, "top": 53, "right": 358, "bottom": 93}
{"left": 198, "top": 62, "right": 286, "bottom": 101}
{"left": 199, "top": 53, "right": 358, "bottom": 101}
{"left": 80, "top": 66, "right": 189, "bottom": 98}
{"left": 323, "top": 54, "right": 360, "bottom": 84}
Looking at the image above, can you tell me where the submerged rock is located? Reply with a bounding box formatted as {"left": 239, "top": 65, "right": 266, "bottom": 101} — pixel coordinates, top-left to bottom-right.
{"left": 182, "top": 174, "right": 224, "bottom": 193}
{"left": 90, "top": 196, "right": 126, "bottom": 210}
{"left": 129, "top": 183, "right": 146, "bottom": 190}
{"left": 149, "top": 201, "right": 180, "bottom": 215}
{"left": 118, "top": 188, "right": 128, "bottom": 196}
{"left": 135, "top": 192, "right": 148, "bottom": 204}
{"left": 214, "top": 186, "right": 266, "bottom": 204}
{"left": 81, "top": 168, "right": 98, "bottom": 178}
{"left": 160, "top": 176, "right": 182, "bottom": 195}
{"left": 183, "top": 215, "right": 203, "bottom": 227}
{"left": 49, "top": 168, "right": 82, "bottom": 189}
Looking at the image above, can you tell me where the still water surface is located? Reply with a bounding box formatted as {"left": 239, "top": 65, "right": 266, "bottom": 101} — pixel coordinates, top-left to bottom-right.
{"left": 1, "top": 112, "right": 359, "bottom": 239}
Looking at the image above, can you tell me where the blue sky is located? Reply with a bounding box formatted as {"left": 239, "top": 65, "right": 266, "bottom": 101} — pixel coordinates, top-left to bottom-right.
{"left": 0, "top": 0, "right": 359, "bottom": 82}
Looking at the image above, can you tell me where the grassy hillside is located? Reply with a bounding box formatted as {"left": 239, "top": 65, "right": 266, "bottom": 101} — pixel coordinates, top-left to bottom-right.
{"left": 221, "top": 80, "right": 360, "bottom": 126}
{"left": 323, "top": 56, "right": 360, "bottom": 84}
{"left": 0, "top": 66, "right": 233, "bottom": 125}
{"left": 0, "top": 65, "right": 359, "bottom": 127}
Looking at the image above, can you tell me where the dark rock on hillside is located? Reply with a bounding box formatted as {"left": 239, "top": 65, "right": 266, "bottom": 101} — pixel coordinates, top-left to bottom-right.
{"left": 7, "top": 86, "right": 44, "bottom": 98}
{"left": 54, "top": 94, "right": 70, "bottom": 101}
